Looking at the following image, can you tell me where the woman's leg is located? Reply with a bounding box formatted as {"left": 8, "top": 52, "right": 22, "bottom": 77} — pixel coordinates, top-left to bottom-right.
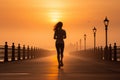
{"left": 60, "top": 43, "right": 64, "bottom": 66}
{"left": 56, "top": 44, "right": 60, "bottom": 65}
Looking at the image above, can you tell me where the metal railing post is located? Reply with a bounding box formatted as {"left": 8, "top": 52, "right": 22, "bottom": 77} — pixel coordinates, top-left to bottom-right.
{"left": 27, "top": 46, "right": 29, "bottom": 59}
{"left": 113, "top": 43, "right": 117, "bottom": 61}
{"left": 4, "top": 42, "right": 8, "bottom": 62}
{"left": 23, "top": 45, "right": 26, "bottom": 60}
{"left": 109, "top": 44, "right": 112, "bottom": 61}
{"left": 12, "top": 43, "right": 15, "bottom": 61}
{"left": 18, "top": 44, "right": 21, "bottom": 60}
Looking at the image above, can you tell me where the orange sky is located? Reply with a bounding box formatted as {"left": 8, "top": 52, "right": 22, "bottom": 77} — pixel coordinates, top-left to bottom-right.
{"left": 0, "top": 0, "right": 120, "bottom": 50}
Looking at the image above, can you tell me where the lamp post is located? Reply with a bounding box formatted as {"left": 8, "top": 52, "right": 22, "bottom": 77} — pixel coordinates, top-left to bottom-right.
{"left": 80, "top": 39, "right": 82, "bottom": 50}
{"left": 93, "top": 27, "right": 97, "bottom": 52}
{"left": 76, "top": 42, "right": 78, "bottom": 51}
{"left": 104, "top": 17, "right": 109, "bottom": 48}
{"left": 84, "top": 34, "right": 86, "bottom": 51}
{"left": 104, "top": 16, "right": 109, "bottom": 60}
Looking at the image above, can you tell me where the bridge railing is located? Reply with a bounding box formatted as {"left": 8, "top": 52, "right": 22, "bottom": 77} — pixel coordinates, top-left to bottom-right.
{"left": 0, "top": 42, "right": 43, "bottom": 63}
{"left": 116, "top": 46, "right": 120, "bottom": 61}
{"left": 70, "top": 43, "right": 120, "bottom": 62}
{"left": 99, "top": 43, "right": 120, "bottom": 61}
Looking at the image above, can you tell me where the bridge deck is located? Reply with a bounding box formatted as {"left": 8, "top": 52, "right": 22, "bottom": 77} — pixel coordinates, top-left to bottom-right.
{"left": 0, "top": 52, "right": 120, "bottom": 80}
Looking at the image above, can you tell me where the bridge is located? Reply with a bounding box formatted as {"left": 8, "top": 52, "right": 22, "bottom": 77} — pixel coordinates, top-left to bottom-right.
{"left": 0, "top": 53, "right": 120, "bottom": 80}
{"left": 0, "top": 42, "right": 120, "bottom": 80}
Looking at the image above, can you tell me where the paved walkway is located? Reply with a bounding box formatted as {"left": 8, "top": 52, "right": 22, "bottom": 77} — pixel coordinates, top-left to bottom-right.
{"left": 0, "top": 52, "right": 120, "bottom": 80}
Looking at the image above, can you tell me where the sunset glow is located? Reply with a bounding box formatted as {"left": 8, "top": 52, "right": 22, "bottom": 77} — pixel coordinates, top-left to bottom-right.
{"left": 49, "top": 11, "right": 62, "bottom": 23}
{"left": 0, "top": 0, "right": 120, "bottom": 50}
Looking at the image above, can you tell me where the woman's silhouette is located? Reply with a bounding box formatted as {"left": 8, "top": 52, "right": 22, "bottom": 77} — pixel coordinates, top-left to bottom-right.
{"left": 54, "top": 21, "right": 66, "bottom": 69}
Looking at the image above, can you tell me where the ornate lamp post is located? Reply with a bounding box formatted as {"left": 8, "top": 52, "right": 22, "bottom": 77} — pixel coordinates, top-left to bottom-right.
{"left": 104, "top": 17, "right": 109, "bottom": 48}
{"left": 80, "top": 39, "right": 82, "bottom": 50}
{"left": 84, "top": 34, "right": 86, "bottom": 51}
{"left": 76, "top": 42, "right": 78, "bottom": 51}
{"left": 104, "top": 16, "right": 109, "bottom": 60}
{"left": 93, "top": 27, "right": 97, "bottom": 52}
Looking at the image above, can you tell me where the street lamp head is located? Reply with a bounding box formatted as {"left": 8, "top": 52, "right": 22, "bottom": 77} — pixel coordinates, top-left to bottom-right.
{"left": 104, "top": 16, "right": 109, "bottom": 27}
{"left": 84, "top": 34, "right": 86, "bottom": 38}
{"left": 93, "top": 27, "right": 97, "bottom": 33}
{"left": 84, "top": 34, "right": 86, "bottom": 37}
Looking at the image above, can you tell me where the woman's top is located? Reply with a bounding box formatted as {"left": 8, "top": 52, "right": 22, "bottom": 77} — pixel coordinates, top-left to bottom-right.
{"left": 54, "top": 29, "right": 66, "bottom": 44}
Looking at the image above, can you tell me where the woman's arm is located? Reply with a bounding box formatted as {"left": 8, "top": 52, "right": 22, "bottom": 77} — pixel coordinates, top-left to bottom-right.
{"left": 54, "top": 31, "right": 57, "bottom": 39}
{"left": 63, "top": 30, "right": 66, "bottom": 39}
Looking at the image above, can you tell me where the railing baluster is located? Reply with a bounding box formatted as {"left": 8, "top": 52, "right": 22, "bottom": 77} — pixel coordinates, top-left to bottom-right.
{"left": 18, "top": 44, "right": 21, "bottom": 60}
{"left": 23, "top": 45, "right": 25, "bottom": 60}
{"left": 4, "top": 42, "right": 8, "bottom": 62}
{"left": 109, "top": 44, "right": 112, "bottom": 61}
{"left": 12, "top": 43, "right": 15, "bottom": 61}
{"left": 114, "top": 43, "right": 117, "bottom": 61}
{"left": 27, "top": 46, "right": 29, "bottom": 59}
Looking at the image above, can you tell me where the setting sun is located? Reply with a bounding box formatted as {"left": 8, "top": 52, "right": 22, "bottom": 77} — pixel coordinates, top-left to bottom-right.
{"left": 49, "top": 11, "right": 62, "bottom": 23}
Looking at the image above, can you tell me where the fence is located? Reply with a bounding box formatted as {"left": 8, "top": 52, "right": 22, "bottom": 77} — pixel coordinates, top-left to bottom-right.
{"left": 70, "top": 43, "right": 120, "bottom": 62}
{"left": 96, "top": 43, "right": 120, "bottom": 61}
{"left": 0, "top": 42, "right": 42, "bottom": 62}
